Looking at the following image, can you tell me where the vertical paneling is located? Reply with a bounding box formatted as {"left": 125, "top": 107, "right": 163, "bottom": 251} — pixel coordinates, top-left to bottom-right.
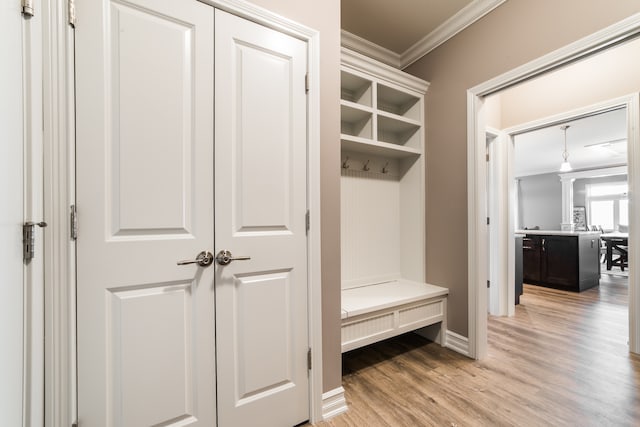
{"left": 341, "top": 155, "right": 401, "bottom": 288}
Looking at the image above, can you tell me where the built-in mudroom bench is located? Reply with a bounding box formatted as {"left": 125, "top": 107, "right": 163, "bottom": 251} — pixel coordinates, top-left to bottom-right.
{"left": 340, "top": 48, "right": 448, "bottom": 353}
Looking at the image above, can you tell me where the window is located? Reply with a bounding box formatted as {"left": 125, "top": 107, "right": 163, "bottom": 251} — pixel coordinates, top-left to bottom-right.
{"left": 587, "top": 182, "right": 628, "bottom": 232}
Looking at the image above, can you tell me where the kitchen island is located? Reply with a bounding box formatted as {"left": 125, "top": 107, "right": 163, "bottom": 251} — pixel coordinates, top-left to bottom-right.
{"left": 520, "top": 230, "right": 601, "bottom": 292}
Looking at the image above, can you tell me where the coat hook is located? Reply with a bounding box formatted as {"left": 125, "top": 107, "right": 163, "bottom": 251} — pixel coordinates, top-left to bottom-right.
{"left": 342, "top": 157, "right": 350, "bottom": 169}
{"left": 382, "top": 162, "right": 389, "bottom": 174}
{"left": 363, "top": 160, "right": 370, "bottom": 171}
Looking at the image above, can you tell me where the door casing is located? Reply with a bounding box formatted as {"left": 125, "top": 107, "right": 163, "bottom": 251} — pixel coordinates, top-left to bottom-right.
{"left": 43, "top": 0, "right": 323, "bottom": 425}
{"left": 1, "top": 2, "right": 45, "bottom": 426}
{"left": 467, "top": 13, "right": 640, "bottom": 359}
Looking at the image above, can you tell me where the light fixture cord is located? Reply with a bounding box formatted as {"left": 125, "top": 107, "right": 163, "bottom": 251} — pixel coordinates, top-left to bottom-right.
{"left": 562, "top": 125, "right": 570, "bottom": 162}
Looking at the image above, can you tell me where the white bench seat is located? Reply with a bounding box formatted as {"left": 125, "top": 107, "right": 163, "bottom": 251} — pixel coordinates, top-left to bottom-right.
{"left": 341, "top": 279, "right": 448, "bottom": 352}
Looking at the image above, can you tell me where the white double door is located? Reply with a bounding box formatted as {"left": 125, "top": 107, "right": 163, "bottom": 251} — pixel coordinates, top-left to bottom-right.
{"left": 76, "top": 1, "right": 310, "bottom": 425}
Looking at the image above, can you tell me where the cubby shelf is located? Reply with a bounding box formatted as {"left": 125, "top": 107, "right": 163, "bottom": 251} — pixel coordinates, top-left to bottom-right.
{"left": 340, "top": 48, "right": 447, "bottom": 353}
{"left": 340, "top": 134, "right": 421, "bottom": 158}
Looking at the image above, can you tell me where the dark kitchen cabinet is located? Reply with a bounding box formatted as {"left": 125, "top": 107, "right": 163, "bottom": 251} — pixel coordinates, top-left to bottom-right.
{"left": 515, "top": 235, "right": 524, "bottom": 305}
{"left": 522, "top": 233, "right": 600, "bottom": 292}
{"left": 522, "top": 236, "right": 541, "bottom": 283}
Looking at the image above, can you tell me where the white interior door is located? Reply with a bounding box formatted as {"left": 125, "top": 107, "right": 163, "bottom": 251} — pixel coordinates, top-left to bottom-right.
{"left": 214, "top": 10, "right": 310, "bottom": 427}
{"left": 75, "top": 0, "right": 216, "bottom": 425}
{"left": 1, "top": 3, "right": 24, "bottom": 426}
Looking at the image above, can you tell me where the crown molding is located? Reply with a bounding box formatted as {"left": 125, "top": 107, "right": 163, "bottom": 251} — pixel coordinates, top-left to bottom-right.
{"left": 341, "top": 47, "right": 430, "bottom": 94}
{"left": 401, "top": 0, "right": 507, "bottom": 68}
{"left": 342, "top": 0, "right": 507, "bottom": 69}
{"left": 341, "top": 30, "right": 401, "bottom": 68}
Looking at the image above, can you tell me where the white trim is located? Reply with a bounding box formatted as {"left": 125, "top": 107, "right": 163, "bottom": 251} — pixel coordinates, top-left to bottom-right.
{"left": 48, "top": 0, "right": 324, "bottom": 425}
{"left": 401, "top": 0, "right": 507, "bottom": 68}
{"left": 341, "top": 47, "right": 430, "bottom": 94}
{"left": 23, "top": 1, "right": 45, "bottom": 425}
{"left": 486, "top": 128, "right": 513, "bottom": 317}
{"left": 467, "top": 92, "right": 488, "bottom": 359}
{"left": 471, "top": 13, "right": 640, "bottom": 97}
{"left": 321, "top": 387, "right": 348, "bottom": 420}
{"left": 627, "top": 93, "right": 640, "bottom": 352}
{"left": 341, "top": 30, "right": 401, "bottom": 68}
{"left": 305, "top": 19, "right": 324, "bottom": 425}
{"left": 468, "top": 14, "right": 640, "bottom": 360}
{"left": 340, "top": 0, "right": 507, "bottom": 70}
{"left": 43, "top": 0, "right": 76, "bottom": 425}
{"left": 559, "top": 165, "right": 628, "bottom": 181}
{"left": 444, "top": 330, "right": 471, "bottom": 357}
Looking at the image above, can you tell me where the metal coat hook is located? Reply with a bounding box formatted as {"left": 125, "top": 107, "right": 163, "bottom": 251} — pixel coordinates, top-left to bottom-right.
{"left": 382, "top": 162, "right": 389, "bottom": 174}
{"left": 363, "top": 160, "right": 370, "bottom": 171}
{"left": 342, "top": 157, "right": 350, "bottom": 169}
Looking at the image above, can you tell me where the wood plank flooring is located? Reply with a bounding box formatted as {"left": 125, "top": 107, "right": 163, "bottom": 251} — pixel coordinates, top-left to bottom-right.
{"left": 313, "top": 275, "right": 640, "bottom": 426}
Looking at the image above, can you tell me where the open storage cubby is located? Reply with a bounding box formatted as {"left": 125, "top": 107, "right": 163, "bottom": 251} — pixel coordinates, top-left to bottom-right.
{"left": 340, "top": 48, "right": 448, "bottom": 353}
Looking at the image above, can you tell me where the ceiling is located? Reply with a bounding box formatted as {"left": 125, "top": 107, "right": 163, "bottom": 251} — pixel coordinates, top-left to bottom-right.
{"left": 341, "top": 0, "right": 473, "bottom": 53}
{"left": 341, "top": 0, "right": 505, "bottom": 68}
{"left": 513, "top": 108, "right": 628, "bottom": 177}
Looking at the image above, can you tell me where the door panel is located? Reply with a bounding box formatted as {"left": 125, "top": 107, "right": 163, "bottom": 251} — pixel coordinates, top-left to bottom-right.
{"left": 76, "top": 0, "right": 215, "bottom": 425}
{"left": 214, "top": 10, "right": 309, "bottom": 427}
{"left": 109, "top": 1, "right": 195, "bottom": 235}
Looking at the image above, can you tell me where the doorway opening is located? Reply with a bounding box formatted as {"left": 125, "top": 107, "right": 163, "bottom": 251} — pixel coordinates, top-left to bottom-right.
{"left": 468, "top": 17, "right": 640, "bottom": 358}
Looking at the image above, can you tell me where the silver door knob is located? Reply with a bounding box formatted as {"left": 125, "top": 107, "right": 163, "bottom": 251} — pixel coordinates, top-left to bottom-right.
{"left": 215, "top": 250, "right": 251, "bottom": 266}
{"left": 177, "top": 251, "right": 214, "bottom": 267}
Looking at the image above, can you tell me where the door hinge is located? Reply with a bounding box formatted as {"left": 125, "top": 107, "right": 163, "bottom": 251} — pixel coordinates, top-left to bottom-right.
{"left": 486, "top": 152, "right": 489, "bottom": 162}
{"left": 487, "top": 280, "right": 490, "bottom": 288}
{"left": 307, "top": 348, "right": 312, "bottom": 370}
{"left": 21, "top": 0, "right": 34, "bottom": 18}
{"left": 70, "top": 204, "right": 78, "bottom": 240}
{"left": 487, "top": 217, "right": 490, "bottom": 225}
{"left": 72, "top": 422, "right": 78, "bottom": 427}
{"left": 23, "top": 221, "right": 47, "bottom": 262}
{"left": 305, "top": 210, "right": 310, "bottom": 235}
{"left": 68, "top": 0, "right": 76, "bottom": 27}
{"left": 305, "top": 73, "right": 309, "bottom": 94}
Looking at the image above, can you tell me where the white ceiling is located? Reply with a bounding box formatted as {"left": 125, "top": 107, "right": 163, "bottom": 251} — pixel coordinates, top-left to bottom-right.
{"left": 513, "top": 108, "right": 628, "bottom": 177}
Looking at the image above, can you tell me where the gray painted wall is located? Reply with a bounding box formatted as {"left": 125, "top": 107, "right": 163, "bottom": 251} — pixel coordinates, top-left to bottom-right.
{"left": 518, "top": 173, "right": 562, "bottom": 230}
{"left": 574, "top": 174, "right": 628, "bottom": 208}
{"left": 518, "top": 173, "right": 627, "bottom": 231}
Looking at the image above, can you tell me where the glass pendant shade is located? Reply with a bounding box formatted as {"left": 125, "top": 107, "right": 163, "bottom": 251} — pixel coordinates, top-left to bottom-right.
{"left": 559, "top": 125, "right": 572, "bottom": 172}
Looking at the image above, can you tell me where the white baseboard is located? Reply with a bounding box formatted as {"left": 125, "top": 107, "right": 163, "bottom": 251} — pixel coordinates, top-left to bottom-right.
{"left": 321, "top": 386, "right": 348, "bottom": 421}
{"left": 444, "top": 330, "right": 471, "bottom": 357}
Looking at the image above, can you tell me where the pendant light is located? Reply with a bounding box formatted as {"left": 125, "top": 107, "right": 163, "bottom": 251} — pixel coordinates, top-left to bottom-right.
{"left": 559, "top": 125, "right": 572, "bottom": 172}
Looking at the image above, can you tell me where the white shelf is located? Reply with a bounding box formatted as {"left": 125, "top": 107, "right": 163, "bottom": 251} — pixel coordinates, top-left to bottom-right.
{"left": 377, "top": 110, "right": 421, "bottom": 128}
{"left": 340, "top": 134, "right": 421, "bottom": 158}
{"left": 340, "top": 102, "right": 372, "bottom": 123}
{"left": 341, "top": 70, "right": 372, "bottom": 107}
{"left": 340, "top": 279, "right": 448, "bottom": 353}
{"left": 377, "top": 113, "right": 420, "bottom": 146}
{"left": 342, "top": 279, "right": 448, "bottom": 319}
{"left": 340, "top": 49, "right": 441, "bottom": 354}
{"left": 377, "top": 83, "right": 421, "bottom": 120}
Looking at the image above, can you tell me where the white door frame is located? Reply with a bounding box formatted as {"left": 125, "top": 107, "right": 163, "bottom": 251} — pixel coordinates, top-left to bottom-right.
{"left": 490, "top": 97, "right": 637, "bottom": 322}
{"left": 44, "top": 0, "right": 324, "bottom": 425}
{"left": 2, "top": 3, "right": 44, "bottom": 425}
{"left": 23, "top": 1, "right": 46, "bottom": 425}
{"left": 468, "top": 13, "right": 640, "bottom": 359}
{"left": 486, "top": 127, "right": 514, "bottom": 317}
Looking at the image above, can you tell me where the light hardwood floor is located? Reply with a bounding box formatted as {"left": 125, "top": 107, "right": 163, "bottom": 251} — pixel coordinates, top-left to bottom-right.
{"left": 314, "top": 275, "right": 640, "bottom": 426}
